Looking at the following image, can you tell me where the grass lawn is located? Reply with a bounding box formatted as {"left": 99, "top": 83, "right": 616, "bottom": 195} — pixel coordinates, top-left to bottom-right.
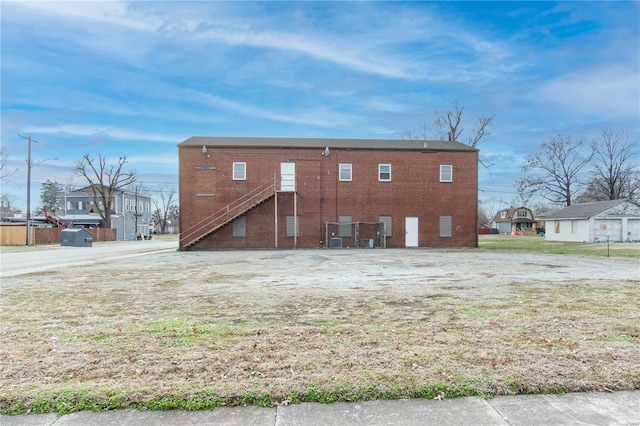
{"left": 478, "top": 235, "right": 640, "bottom": 258}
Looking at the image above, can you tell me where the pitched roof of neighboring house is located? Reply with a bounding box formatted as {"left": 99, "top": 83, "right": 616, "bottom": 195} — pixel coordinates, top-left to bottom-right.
{"left": 493, "top": 206, "right": 535, "bottom": 223}
{"left": 66, "top": 185, "right": 151, "bottom": 199}
{"left": 545, "top": 199, "right": 638, "bottom": 220}
{"left": 179, "top": 136, "right": 478, "bottom": 152}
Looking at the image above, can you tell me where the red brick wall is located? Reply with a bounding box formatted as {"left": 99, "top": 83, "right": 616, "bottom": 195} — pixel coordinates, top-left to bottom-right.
{"left": 179, "top": 146, "right": 478, "bottom": 249}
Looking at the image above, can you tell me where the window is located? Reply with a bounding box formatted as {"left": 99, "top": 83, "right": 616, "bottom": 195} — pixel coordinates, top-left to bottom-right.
{"left": 500, "top": 211, "right": 507, "bottom": 219}
{"left": 339, "top": 163, "right": 352, "bottom": 181}
{"left": 379, "top": 164, "right": 391, "bottom": 182}
{"left": 379, "top": 216, "right": 392, "bottom": 237}
{"left": 146, "top": 202, "right": 150, "bottom": 213}
{"left": 233, "top": 216, "right": 247, "bottom": 238}
{"left": 440, "top": 165, "right": 453, "bottom": 182}
{"left": 233, "top": 162, "right": 246, "bottom": 180}
{"left": 517, "top": 210, "right": 527, "bottom": 218}
{"left": 439, "top": 215, "right": 452, "bottom": 237}
{"left": 338, "top": 215, "right": 352, "bottom": 237}
{"left": 286, "top": 215, "right": 300, "bottom": 237}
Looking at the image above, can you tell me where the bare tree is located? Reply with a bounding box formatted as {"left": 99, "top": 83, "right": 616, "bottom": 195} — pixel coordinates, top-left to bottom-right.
{"left": 516, "top": 135, "right": 593, "bottom": 207}
{"left": 478, "top": 197, "right": 506, "bottom": 226}
{"left": 577, "top": 128, "right": 639, "bottom": 202}
{"left": 76, "top": 154, "right": 136, "bottom": 228}
{"left": 0, "top": 193, "right": 19, "bottom": 218}
{"left": 0, "top": 146, "right": 18, "bottom": 181}
{"left": 401, "top": 100, "right": 495, "bottom": 167}
{"left": 151, "top": 185, "right": 177, "bottom": 234}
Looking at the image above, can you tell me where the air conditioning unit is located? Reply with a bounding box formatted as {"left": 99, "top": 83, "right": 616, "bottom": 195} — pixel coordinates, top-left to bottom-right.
{"left": 330, "top": 237, "right": 343, "bottom": 248}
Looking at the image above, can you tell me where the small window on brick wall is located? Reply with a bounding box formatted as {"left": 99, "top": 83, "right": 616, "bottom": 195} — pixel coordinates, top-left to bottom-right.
{"left": 233, "top": 162, "right": 246, "bottom": 180}
{"left": 379, "top": 164, "right": 391, "bottom": 182}
{"left": 339, "top": 163, "right": 352, "bottom": 181}
{"left": 440, "top": 165, "right": 453, "bottom": 182}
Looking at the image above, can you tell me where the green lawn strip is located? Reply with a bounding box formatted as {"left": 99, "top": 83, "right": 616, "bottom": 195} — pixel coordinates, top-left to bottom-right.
{"left": 0, "top": 378, "right": 556, "bottom": 416}
{"left": 478, "top": 235, "right": 639, "bottom": 258}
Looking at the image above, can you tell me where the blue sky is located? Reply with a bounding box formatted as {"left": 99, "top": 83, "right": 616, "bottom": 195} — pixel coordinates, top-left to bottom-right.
{"left": 1, "top": 1, "right": 639, "bottom": 212}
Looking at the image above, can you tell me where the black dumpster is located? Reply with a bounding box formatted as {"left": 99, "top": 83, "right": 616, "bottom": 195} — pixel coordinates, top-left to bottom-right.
{"left": 61, "top": 228, "right": 93, "bottom": 247}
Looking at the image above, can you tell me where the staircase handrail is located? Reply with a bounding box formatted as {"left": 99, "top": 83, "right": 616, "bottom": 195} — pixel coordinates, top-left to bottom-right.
{"left": 180, "top": 179, "right": 276, "bottom": 246}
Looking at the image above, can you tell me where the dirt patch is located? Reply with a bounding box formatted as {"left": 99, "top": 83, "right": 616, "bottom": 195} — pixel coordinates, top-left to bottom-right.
{"left": 1, "top": 249, "right": 639, "bottom": 409}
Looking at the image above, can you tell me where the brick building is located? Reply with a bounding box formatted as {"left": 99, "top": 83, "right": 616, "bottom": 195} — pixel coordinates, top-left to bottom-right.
{"left": 178, "top": 137, "right": 478, "bottom": 250}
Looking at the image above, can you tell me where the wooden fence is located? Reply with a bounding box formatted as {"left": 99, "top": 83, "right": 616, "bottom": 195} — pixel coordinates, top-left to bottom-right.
{"left": 0, "top": 227, "right": 117, "bottom": 246}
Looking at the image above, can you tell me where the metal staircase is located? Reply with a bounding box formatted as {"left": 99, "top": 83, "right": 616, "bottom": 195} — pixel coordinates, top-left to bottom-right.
{"left": 180, "top": 181, "right": 276, "bottom": 250}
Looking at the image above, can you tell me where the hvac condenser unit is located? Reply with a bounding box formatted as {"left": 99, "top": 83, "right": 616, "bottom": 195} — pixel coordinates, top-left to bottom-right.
{"left": 330, "top": 237, "right": 343, "bottom": 248}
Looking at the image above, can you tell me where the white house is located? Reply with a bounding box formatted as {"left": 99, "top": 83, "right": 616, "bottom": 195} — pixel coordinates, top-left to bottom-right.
{"left": 544, "top": 199, "right": 640, "bottom": 243}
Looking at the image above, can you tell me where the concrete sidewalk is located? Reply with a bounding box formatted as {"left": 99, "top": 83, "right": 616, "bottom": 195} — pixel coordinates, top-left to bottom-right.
{"left": 2, "top": 391, "right": 638, "bottom": 425}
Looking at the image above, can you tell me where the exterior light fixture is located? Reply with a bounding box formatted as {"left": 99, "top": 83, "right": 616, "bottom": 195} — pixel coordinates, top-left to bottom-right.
{"left": 323, "top": 146, "right": 330, "bottom": 156}
{"left": 202, "top": 145, "right": 210, "bottom": 158}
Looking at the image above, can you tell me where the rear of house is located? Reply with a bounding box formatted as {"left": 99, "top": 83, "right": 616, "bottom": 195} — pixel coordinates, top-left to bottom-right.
{"left": 178, "top": 137, "right": 479, "bottom": 250}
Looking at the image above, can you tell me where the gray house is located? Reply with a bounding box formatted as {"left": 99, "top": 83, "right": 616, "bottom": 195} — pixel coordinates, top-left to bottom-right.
{"left": 544, "top": 199, "right": 640, "bottom": 243}
{"left": 65, "top": 185, "right": 153, "bottom": 241}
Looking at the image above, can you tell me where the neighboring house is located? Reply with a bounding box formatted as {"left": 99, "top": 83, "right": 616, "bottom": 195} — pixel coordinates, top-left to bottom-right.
{"left": 544, "top": 199, "right": 640, "bottom": 243}
{"left": 65, "top": 185, "right": 153, "bottom": 241}
{"left": 492, "top": 206, "right": 536, "bottom": 234}
{"left": 178, "top": 136, "right": 479, "bottom": 250}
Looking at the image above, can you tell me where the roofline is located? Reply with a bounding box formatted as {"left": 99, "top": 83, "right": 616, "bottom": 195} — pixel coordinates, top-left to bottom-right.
{"left": 544, "top": 199, "right": 639, "bottom": 220}
{"left": 178, "top": 136, "right": 478, "bottom": 152}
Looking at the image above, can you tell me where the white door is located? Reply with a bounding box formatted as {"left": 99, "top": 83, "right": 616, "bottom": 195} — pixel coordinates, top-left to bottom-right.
{"left": 280, "top": 162, "right": 295, "bottom": 192}
{"left": 405, "top": 217, "right": 419, "bottom": 247}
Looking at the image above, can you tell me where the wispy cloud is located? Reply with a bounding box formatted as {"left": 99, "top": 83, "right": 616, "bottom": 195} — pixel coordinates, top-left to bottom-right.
{"left": 21, "top": 125, "right": 181, "bottom": 144}
{"left": 193, "top": 90, "right": 358, "bottom": 128}
{"left": 529, "top": 65, "right": 640, "bottom": 120}
{"left": 6, "top": 1, "right": 516, "bottom": 83}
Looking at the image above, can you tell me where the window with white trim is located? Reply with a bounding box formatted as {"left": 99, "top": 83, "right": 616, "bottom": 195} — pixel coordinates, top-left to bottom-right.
{"left": 339, "top": 163, "right": 352, "bottom": 181}
{"left": 439, "top": 215, "right": 452, "bottom": 237}
{"left": 379, "top": 164, "right": 391, "bottom": 182}
{"left": 440, "top": 165, "right": 453, "bottom": 182}
{"left": 233, "top": 162, "right": 246, "bottom": 180}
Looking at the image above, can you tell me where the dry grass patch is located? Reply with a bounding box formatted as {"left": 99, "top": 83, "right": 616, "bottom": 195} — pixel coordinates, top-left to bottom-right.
{"left": 1, "top": 250, "right": 639, "bottom": 414}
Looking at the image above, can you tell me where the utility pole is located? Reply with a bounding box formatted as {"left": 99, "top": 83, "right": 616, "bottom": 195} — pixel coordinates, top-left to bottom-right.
{"left": 18, "top": 134, "right": 37, "bottom": 246}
